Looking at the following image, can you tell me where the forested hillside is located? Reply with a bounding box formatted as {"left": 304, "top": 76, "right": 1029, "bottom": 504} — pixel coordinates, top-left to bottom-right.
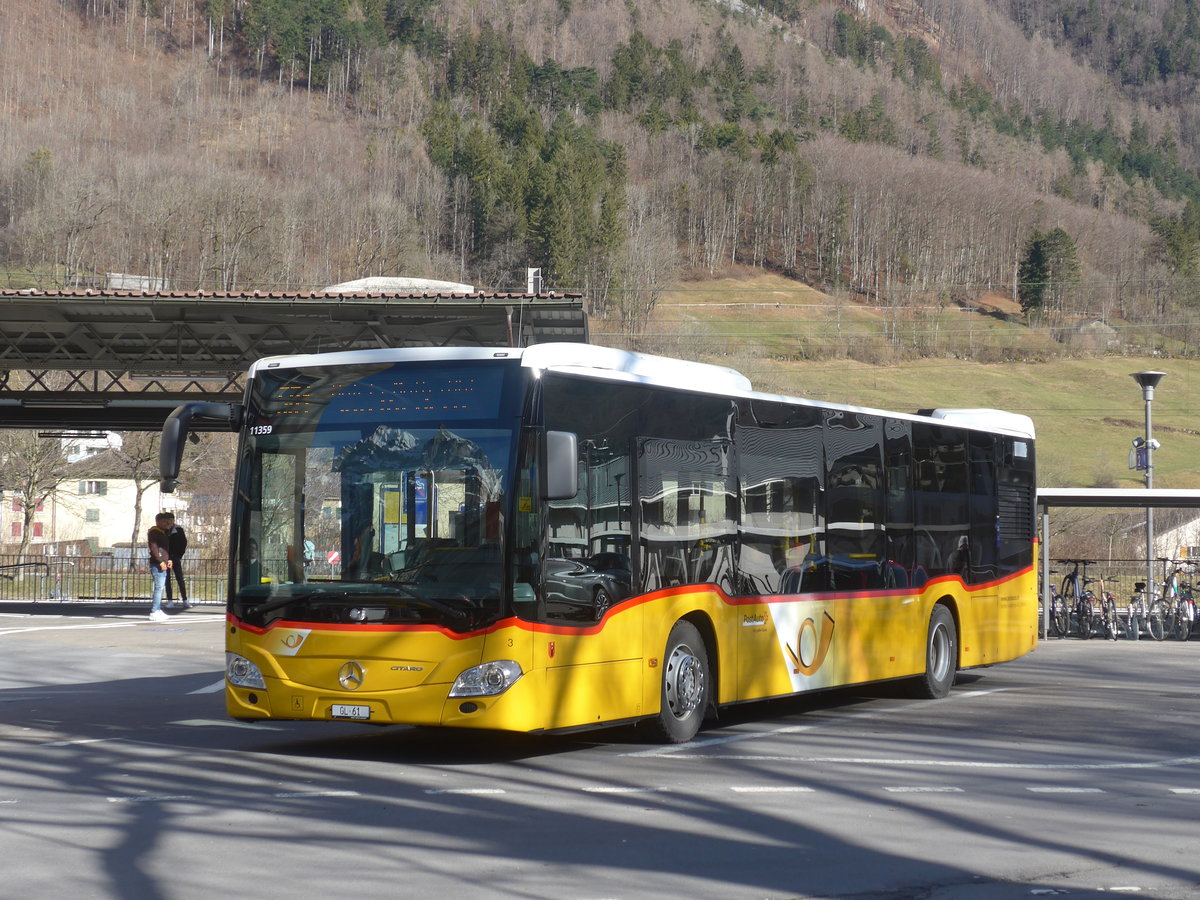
{"left": 4, "top": 0, "right": 1200, "bottom": 358}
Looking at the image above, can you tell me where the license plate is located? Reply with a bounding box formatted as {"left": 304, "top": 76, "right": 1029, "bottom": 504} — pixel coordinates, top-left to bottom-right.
{"left": 330, "top": 704, "right": 371, "bottom": 720}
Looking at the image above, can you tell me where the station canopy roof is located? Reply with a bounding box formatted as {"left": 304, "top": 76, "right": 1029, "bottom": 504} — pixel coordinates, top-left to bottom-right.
{"left": 0, "top": 286, "right": 588, "bottom": 430}
{"left": 1037, "top": 488, "right": 1200, "bottom": 509}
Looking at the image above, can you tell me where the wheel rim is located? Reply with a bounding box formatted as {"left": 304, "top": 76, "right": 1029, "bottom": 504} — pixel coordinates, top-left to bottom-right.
{"left": 929, "top": 622, "right": 952, "bottom": 684}
{"left": 664, "top": 642, "right": 704, "bottom": 720}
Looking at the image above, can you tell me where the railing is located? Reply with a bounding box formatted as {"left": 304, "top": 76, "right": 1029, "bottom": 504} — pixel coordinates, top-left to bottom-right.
{"left": 0, "top": 555, "right": 229, "bottom": 605}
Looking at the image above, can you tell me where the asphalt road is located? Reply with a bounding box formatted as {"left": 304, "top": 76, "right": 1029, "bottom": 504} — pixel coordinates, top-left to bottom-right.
{"left": 0, "top": 610, "right": 1198, "bottom": 900}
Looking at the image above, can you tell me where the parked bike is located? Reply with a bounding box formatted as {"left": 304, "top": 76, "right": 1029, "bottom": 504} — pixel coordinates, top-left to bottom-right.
{"left": 1161, "top": 564, "right": 1196, "bottom": 642}
{"left": 1090, "top": 572, "right": 1120, "bottom": 641}
{"left": 1126, "top": 581, "right": 1152, "bottom": 640}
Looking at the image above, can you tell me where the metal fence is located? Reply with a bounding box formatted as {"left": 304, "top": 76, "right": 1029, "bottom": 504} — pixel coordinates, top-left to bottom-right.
{"left": 0, "top": 555, "right": 229, "bottom": 606}
{"left": 2, "top": 552, "right": 1193, "bottom": 613}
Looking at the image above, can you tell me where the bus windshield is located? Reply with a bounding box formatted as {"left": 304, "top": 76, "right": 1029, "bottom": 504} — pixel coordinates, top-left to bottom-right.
{"left": 231, "top": 358, "right": 526, "bottom": 631}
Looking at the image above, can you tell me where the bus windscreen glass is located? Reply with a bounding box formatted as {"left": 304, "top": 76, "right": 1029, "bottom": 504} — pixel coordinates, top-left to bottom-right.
{"left": 231, "top": 359, "right": 525, "bottom": 632}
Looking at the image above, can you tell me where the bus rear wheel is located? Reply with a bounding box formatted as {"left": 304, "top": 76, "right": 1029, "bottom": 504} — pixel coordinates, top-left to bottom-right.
{"left": 912, "top": 604, "right": 957, "bottom": 699}
{"left": 652, "top": 621, "right": 709, "bottom": 743}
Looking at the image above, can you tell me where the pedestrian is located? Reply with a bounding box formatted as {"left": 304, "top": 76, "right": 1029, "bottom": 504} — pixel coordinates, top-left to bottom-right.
{"left": 147, "top": 512, "right": 173, "bottom": 622}
{"left": 241, "top": 537, "right": 262, "bottom": 588}
{"left": 164, "top": 512, "right": 189, "bottom": 608}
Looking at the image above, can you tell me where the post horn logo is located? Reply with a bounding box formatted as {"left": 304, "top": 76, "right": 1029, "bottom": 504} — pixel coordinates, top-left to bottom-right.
{"left": 338, "top": 661, "right": 365, "bottom": 690}
{"left": 786, "top": 611, "right": 835, "bottom": 676}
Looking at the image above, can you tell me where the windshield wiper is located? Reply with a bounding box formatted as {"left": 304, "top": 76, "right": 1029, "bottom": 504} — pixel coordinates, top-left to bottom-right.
{"left": 243, "top": 585, "right": 476, "bottom": 629}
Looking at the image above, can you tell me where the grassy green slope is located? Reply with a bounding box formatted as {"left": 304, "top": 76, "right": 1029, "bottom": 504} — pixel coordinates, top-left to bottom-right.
{"left": 593, "top": 275, "right": 1200, "bottom": 491}
{"left": 759, "top": 355, "right": 1200, "bottom": 491}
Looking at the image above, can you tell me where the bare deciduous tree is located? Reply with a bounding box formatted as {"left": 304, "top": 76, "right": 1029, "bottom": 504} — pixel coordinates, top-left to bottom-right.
{"left": 0, "top": 430, "right": 71, "bottom": 558}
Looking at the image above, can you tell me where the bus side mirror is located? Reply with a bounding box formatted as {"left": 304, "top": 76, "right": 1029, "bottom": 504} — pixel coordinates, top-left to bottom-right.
{"left": 545, "top": 430, "right": 578, "bottom": 500}
{"left": 160, "top": 402, "right": 243, "bottom": 492}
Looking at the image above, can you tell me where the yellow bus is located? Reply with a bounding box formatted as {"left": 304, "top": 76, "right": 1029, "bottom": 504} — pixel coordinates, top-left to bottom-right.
{"left": 161, "top": 343, "right": 1038, "bottom": 742}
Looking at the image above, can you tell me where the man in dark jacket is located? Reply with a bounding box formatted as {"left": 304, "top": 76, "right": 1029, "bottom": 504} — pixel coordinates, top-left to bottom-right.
{"left": 164, "top": 512, "right": 189, "bottom": 608}
{"left": 147, "top": 512, "right": 172, "bottom": 621}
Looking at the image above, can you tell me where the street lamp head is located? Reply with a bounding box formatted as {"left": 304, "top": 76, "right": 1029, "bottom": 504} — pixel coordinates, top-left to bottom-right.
{"left": 1131, "top": 370, "right": 1167, "bottom": 399}
{"left": 1128, "top": 374, "right": 1166, "bottom": 400}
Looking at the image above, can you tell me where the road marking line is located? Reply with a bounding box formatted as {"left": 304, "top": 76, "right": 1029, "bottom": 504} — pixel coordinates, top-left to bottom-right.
{"left": 623, "top": 689, "right": 1012, "bottom": 757}
{"left": 169, "top": 718, "right": 285, "bottom": 731}
{"left": 652, "top": 753, "right": 1200, "bottom": 771}
{"left": 0, "top": 622, "right": 140, "bottom": 635}
{"left": 1169, "top": 788, "right": 1200, "bottom": 794}
{"left": 424, "top": 788, "right": 505, "bottom": 795}
{"left": 41, "top": 737, "right": 119, "bottom": 747}
{"left": 730, "top": 786, "right": 815, "bottom": 793}
{"left": 883, "top": 786, "right": 965, "bottom": 793}
{"left": 0, "top": 615, "right": 225, "bottom": 636}
{"left": 107, "top": 790, "right": 361, "bottom": 803}
{"left": 273, "top": 791, "right": 359, "bottom": 798}
{"left": 583, "top": 786, "right": 670, "bottom": 794}
{"left": 1026, "top": 787, "right": 1105, "bottom": 793}
{"left": 188, "top": 679, "right": 226, "bottom": 695}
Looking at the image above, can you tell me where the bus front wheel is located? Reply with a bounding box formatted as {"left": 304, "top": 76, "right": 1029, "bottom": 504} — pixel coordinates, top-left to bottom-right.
{"left": 652, "top": 621, "right": 709, "bottom": 743}
{"left": 912, "top": 604, "right": 957, "bottom": 699}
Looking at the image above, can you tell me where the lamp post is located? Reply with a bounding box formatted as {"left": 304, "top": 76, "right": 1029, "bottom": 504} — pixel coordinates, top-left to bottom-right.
{"left": 1131, "top": 371, "right": 1166, "bottom": 637}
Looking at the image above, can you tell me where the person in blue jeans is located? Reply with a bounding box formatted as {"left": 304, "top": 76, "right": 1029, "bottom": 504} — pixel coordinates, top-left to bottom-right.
{"left": 147, "top": 512, "right": 173, "bottom": 622}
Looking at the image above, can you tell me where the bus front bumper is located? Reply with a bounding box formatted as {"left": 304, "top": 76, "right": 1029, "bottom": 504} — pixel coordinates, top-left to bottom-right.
{"left": 226, "top": 669, "right": 545, "bottom": 732}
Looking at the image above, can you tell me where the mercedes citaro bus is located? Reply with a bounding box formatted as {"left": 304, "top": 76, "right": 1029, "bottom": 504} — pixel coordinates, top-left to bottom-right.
{"left": 160, "top": 343, "right": 1037, "bottom": 742}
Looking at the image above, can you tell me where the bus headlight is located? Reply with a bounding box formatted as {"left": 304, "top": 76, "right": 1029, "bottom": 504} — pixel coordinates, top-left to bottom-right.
{"left": 449, "top": 660, "right": 523, "bottom": 697}
{"left": 226, "top": 652, "right": 266, "bottom": 689}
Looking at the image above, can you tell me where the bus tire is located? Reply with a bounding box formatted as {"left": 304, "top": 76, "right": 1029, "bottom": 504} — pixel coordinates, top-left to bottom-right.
{"left": 651, "top": 620, "right": 709, "bottom": 743}
{"left": 912, "top": 604, "right": 957, "bottom": 699}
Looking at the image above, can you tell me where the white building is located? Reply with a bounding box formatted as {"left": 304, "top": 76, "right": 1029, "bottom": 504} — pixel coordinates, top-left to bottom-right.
{"left": 1153, "top": 515, "right": 1200, "bottom": 562}
{"left": 1, "top": 454, "right": 186, "bottom": 556}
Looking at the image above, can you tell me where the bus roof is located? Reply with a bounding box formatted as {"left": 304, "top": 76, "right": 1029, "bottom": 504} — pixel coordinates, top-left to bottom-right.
{"left": 925, "top": 408, "right": 1036, "bottom": 439}
{"left": 248, "top": 343, "right": 1035, "bottom": 440}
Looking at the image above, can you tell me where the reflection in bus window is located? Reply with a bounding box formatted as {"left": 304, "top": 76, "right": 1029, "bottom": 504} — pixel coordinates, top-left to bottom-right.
{"left": 638, "top": 437, "right": 736, "bottom": 595}
{"left": 735, "top": 409, "right": 824, "bottom": 597}
{"left": 825, "top": 410, "right": 885, "bottom": 590}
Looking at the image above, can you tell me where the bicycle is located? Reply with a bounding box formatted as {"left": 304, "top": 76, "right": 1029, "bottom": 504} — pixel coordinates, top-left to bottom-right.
{"left": 1060, "top": 560, "right": 1101, "bottom": 640}
{"left": 1089, "top": 571, "right": 1120, "bottom": 641}
{"left": 1175, "top": 580, "right": 1196, "bottom": 641}
{"left": 1161, "top": 564, "right": 1196, "bottom": 641}
{"left": 1146, "top": 581, "right": 1168, "bottom": 642}
{"left": 1042, "top": 569, "right": 1070, "bottom": 638}
{"left": 1126, "top": 581, "right": 1150, "bottom": 639}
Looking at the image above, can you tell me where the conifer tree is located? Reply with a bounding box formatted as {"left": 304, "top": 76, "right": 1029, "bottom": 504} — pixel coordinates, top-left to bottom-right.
{"left": 1018, "top": 227, "right": 1080, "bottom": 319}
